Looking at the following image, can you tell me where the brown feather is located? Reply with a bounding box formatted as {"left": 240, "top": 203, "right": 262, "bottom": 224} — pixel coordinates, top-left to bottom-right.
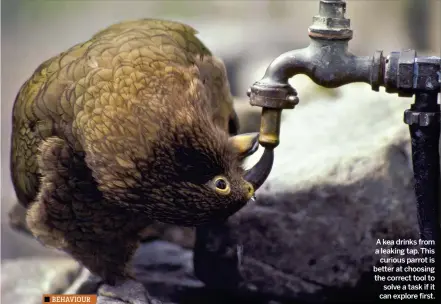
{"left": 10, "top": 19, "right": 246, "bottom": 284}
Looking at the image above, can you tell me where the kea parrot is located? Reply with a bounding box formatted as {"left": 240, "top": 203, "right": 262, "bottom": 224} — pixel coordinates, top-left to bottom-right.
{"left": 9, "top": 18, "right": 273, "bottom": 286}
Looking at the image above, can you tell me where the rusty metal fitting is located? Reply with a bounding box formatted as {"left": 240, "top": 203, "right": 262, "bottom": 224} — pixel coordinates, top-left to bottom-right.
{"left": 247, "top": 83, "right": 298, "bottom": 109}
{"left": 308, "top": 0, "right": 353, "bottom": 40}
{"left": 370, "top": 50, "right": 384, "bottom": 92}
{"left": 383, "top": 51, "right": 401, "bottom": 94}
{"left": 413, "top": 57, "right": 441, "bottom": 92}
{"left": 258, "top": 108, "right": 283, "bottom": 149}
{"left": 397, "top": 49, "right": 417, "bottom": 96}
{"left": 382, "top": 50, "right": 441, "bottom": 96}
{"left": 247, "top": 83, "right": 298, "bottom": 149}
{"left": 404, "top": 110, "right": 440, "bottom": 127}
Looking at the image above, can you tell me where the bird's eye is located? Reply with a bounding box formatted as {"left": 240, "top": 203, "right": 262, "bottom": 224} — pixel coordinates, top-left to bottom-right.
{"left": 212, "top": 176, "right": 231, "bottom": 195}
{"left": 216, "top": 179, "right": 227, "bottom": 189}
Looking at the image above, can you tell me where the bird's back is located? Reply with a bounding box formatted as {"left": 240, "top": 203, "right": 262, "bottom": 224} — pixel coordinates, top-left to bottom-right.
{"left": 10, "top": 19, "right": 225, "bottom": 207}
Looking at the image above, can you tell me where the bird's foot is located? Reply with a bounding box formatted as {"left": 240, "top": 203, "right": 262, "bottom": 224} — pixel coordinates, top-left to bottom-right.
{"left": 97, "top": 279, "right": 163, "bottom": 304}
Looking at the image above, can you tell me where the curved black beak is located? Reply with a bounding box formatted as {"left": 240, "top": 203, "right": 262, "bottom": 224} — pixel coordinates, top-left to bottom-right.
{"left": 244, "top": 148, "right": 274, "bottom": 191}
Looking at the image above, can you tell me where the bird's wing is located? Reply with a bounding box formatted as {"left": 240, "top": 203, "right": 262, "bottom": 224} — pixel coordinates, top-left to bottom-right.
{"left": 10, "top": 19, "right": 230, "bottom": 207}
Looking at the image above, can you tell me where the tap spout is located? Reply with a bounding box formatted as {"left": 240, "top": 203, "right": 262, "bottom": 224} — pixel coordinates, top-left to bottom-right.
{"left": 256, "top": 40, "right": 373, "bottom": 89}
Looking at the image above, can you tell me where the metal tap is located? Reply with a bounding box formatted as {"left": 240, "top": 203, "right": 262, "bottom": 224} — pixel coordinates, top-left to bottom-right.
{"left": 249, "top": 0, "right": 440, "bottom": 243}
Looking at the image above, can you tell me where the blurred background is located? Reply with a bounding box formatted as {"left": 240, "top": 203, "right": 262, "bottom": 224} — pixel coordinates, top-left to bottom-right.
{"left": 1, "top": 0, "right": 440, "bottom": 260}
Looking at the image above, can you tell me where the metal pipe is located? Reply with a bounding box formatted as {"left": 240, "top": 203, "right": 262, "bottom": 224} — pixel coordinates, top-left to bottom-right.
{"left": 255, "top": 40, "right": 373, "bottom": 89}
{"left": 194, "top": 0, "right": 440, "bottom": 293}
{"left": 248, "top": 0, "right": 441, "bottom": 241}
{"left": 405, "top": 92, "right": 440, "bottom": 241}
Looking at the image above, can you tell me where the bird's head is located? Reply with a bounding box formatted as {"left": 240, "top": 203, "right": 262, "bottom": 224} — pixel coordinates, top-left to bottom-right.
{"left": 85, "top": 63, "right": 273, "bottom": 226}
{"left": 87, "top": 107, "right": 272, "bottom": 226}
{"left": 128, "top": 115, "right": 271, "bottom": 226}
